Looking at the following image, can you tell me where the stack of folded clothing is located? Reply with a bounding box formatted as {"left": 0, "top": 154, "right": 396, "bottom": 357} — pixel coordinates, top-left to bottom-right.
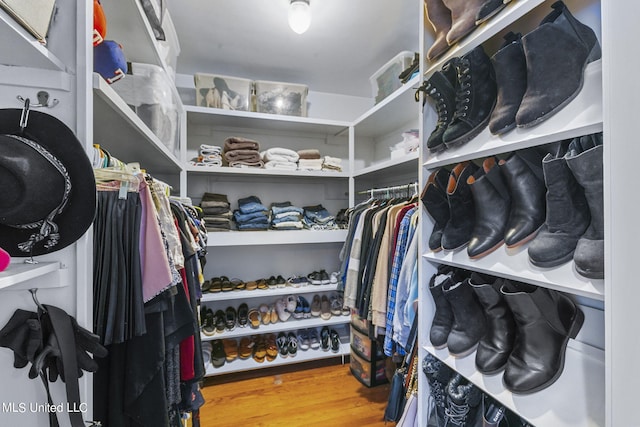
{"left": 322, "top": 156, "right": 342, "bottom": 172}
{"left": 297, "top": 148, "right": 323, "bottom": 171}
{"left": 262, "top": 147, "right": 299, "bottom": 170}
{"left": 223, "top": 136, "right": 264, "bottom": 168}
{"left": 233, "top": 196, "right": 269, "bottom": 230}
{"left": 190, "top": 144, "right": 223, "bottom": 167}
{"left": 302, "top": 204, "right": 339, "bottom": 230}
{"left": 200, "top": 192, "right": 232, "bottom": 232}
{"left": 270, "top": 202, "right": 304, "bottom": 230}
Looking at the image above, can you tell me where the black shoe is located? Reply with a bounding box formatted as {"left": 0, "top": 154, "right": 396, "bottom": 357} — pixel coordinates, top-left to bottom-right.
{"left": 214, "top": 310, "right": 226, "bottom": 332}
{"left": 237, "top": 303, "right": 249, "bottom": 328}
{"left": 320, "top": 326, "right": 330, "bottom": 351}
{"left": 225, "top": 306, "right": 236, "bottom": 331}
{"left": 287, "top": 332, "right": 298, "bottom": 357}
{"left": 211, "top": 340, "right": 226, "bottom": 368}
{"left": 276, "top": 332, "right": 288, "bottom": 358}
{"left": 201, "top": 306, "right": 216, "bottom": 336}
{"left": 329, "top": 329, "right": 340, "bottom": 353}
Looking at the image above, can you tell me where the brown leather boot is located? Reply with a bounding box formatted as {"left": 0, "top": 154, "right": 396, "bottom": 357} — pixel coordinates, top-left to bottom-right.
{"left": 442, "top": 0, "right": 488, "bottom": 45}
{"left": 424, "top": 0, "right": 452, "bottom": 60}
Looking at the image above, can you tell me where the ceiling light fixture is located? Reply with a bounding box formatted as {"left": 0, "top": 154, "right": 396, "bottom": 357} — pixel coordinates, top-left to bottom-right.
{"left": 288, "top": 0, "right": 311, "bottom": 34}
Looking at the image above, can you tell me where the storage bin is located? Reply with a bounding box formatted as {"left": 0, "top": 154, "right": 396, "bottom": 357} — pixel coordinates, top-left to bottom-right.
{"left": 111, "top": 62, "right": 180, "bottom": 155}
{"left": 370, "top": 51, "right": 414, "bottom": 104}
{"left": 194, "top": 73, "right": 252, "bottom": 111}
{"left": 350, "top": 327, "right": 373, "bottom": 360}
{"left": 255, "top": 80, "right": 308, "bottom": 117}
{"left": 351, "top": 311, "right": 370, "bottom": 334}
{"left": 350, "top": 346, "right": 387, "bottom": 387}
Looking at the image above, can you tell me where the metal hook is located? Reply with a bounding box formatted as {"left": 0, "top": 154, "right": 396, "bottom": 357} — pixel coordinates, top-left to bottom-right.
{"left": 19, "top": 97, "right": 30, "bottom": 132}
{"left": 28, "top": 288, "right": 47, "bottom": 313}
{"left": 17, "top": 91, "right": 59, "bottom": 109}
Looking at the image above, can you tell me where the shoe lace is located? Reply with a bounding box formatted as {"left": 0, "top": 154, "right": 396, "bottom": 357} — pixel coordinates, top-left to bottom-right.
{"left": 416, "top": 81, "right": 450, "bottom": 128}
{"left": 452, "top": 58, "right": 472, "bottom": 121}
{"left": 444, "top": 397, "right": 469, "bottom": 426}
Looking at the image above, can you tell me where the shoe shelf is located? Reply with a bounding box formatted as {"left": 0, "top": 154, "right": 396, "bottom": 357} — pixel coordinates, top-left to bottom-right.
{"left": 185, "top": 105, "right": 351, "bottom": 137}
{"left": 423, "top": 339, "right": 605, "bottom": 426}
{"left": 0, "top": 8, "right": 66, "bottom": 71}
{"left": 352, "top": 75, "right": 420, "bottom": 138}
{"left": 93, "top": 73, "right": 183, "bottom": 174}
{"left": 201, "top": 282, "right": 342, "bottom": 303}
{"left": 423, "top": 244, "right": 604, "bottom": 301}
{"left": 424, "top": 0, "right": 546, "bottom": 79}
{"left": 424, "top": 60, "right": 603, "bottom": 169}
{"left": 0, "top": 261, "right": 66, "bottom": 291}
{"left": 353, "top": 151, "right": 419, "bottom": 178}
{"left": 200, "top": 314, "right": 351, "bottom": 341}
{"left": 206, "top": 229, "right": 347, "bottom": 247}
{"left": 185, "top": 164, "right": 348, "bottom": 178}
{"left": 204, "top": 341, "right": 350, "bottom": 376}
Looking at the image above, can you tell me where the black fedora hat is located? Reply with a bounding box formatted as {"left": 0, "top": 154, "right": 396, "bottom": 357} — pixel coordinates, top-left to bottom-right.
{"left": 0, "top": 108, "right": 96, "bottom": 257}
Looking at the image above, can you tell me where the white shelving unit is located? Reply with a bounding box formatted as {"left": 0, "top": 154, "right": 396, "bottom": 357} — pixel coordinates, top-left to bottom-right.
{"left": 201, "top": 283, "right": 342, "bottom": 303}
{"left": 206, "top": 229, "right": 347, "bottom": 247}
{"left": 353, "top": 151, "right": 419, "bottom": 178}
{"left": 0, "top": 261, "right": 64, "bottom": 291}
{"left": 185, "top": 164, "right": 348, "bottom": 178}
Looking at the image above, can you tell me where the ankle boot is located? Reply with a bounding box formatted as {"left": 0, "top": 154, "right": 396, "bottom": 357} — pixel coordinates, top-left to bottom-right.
{"left": 489, "top": 32, "right": 527, "bottom": 135}
{"left": 442, "top": 161, "right": 478, "bottom": 251}
{"left": 422, "top": 169, "right": 451, "bottom": 251}
{"left": 501, "top": 281, "right": 584, "bottom": 394}
{"left": 565, "top": 133, "right": 604, "bottom": 279}
{"left": 441, "top": 0, "right": 487, "bottom": 45}
{"left": 442, "top": 46, "right": 497, "bottom": 148}
{"left": 423, "top": 353, "right": 454, "bottom": 426}
{"left": 528, "top": 142, "right": 590, "bottom": 268}
{"left": 466, "top": 157, "right": 510, "bottom": 259}
{"left": 428, "top": 272, "right": 455, "bottom": 348}
{"left": 469, "top": 274, "right": 515, "bottom": 375}
{"left": 443, "top": 278, "right": 486, "bottom": 357}
{"left": 422, "top": 60, "right": 458, "bottom": 152}
{"left": 499, "top": 148, "right": 546, "bottom": 247}
{"left": 444, "top": 373, "right": 483, "bottom": 426}
{"left": 476, "top": 0, "right": 512, "bottom": 25}
{"left": 516, "top": 1, "right": 601, "bottom": 128}
{"left": 424, "top": 0, "right": 453, "bottom": 61}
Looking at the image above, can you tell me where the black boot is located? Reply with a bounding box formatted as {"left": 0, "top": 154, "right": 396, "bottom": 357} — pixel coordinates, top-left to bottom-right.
{"left": 422, "top": 168, "right": 451, "bottom": 252}
{"left": 429, "top": 272, "right": 455, "bottom": 349}
{"left": 516, "top": 1, "right": 601, "bottom": 127}
{"left": 565, "top": 133, "right": 604, "bottom": 279}
{"left": 442, "top": 162, "right": 478, "bottom": 251}
{"left": 489, "top": 32, "right": 527, "bottom": 135}
{"left": 469, "top": 274, "right": 516, "bottom": 375}
{"left": 466, "top": 157, "right": 510, "bottom": 259}
{"left": 528, "top": 141, "right": 590, "bottom": 268}
{"left": 499, "top": 148, "right": 546, "bottom": 248}
{"left": 444, "top": 374, "right": 483, "bottom": 426}
{"left": 501, "top": 281, "right": 584, "bottom": 394}
{"left": 443, "top": 278, "right": 486, "bottom": 357}
{"left": 423, "top": 353, "right": 454, "bottom": 427}
{"left": 476, "top": 0, "right": 512, "bottom": 25}
{"left": 421, "top": 60, "right": 458, "bottom": 152}
{"left": 443, "top": 46, "right": 497, "bottom": 149}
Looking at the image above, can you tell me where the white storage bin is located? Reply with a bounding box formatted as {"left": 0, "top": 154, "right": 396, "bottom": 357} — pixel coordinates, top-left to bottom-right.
{"left": 111, "top": 62, "right": 180, "bottom": 155}
{"left": 194, "top": 73, "right": 252, "bottom": 111}
{"left": 370, "top": 51, "right": 414, "bottom": 104}
{"left": 255, "top": 80, "right": 308, "bottom": 117}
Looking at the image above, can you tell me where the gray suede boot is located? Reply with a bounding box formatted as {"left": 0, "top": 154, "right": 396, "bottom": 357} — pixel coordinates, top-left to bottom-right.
{"left": 516, "top": 1, "right": 601, "bottom": 128}
{"left": 565, "top": 133, "right": 604, "bottom": 279}
{"left": 425, "top": 0, "right": 453, "bottom": 61}
{"left": 476, "top": 0, "right": 512, "bottom": 25}
{"left": 528, "top": 141, "right": 590, "bottom": 268}
{"left": 442, "top": 0, "right": 487, "bottom": 45}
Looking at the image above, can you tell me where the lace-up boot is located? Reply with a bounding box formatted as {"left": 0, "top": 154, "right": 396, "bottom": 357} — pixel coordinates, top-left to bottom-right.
{"left": 443, "top": 46, "right": 496, "bottom": 149}
{"left": 444, "top": 374, "right": 483, "bottom": 426}
{"left": 422, "top": 168, "right": 451, "bottom": 251}
{"left": 420, "top": 60, "right": 457, "bottom": 152}
{"left": 423, "top": 353, "right": 454, "bottom": 427}
{"left": 424, "top": 0, "right": 453, "bottom": 61}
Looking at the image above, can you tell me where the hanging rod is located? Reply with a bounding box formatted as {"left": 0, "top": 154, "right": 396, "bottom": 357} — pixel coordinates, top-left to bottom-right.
{"left": 357, "top": 182, "right": 419, "bottom": 197}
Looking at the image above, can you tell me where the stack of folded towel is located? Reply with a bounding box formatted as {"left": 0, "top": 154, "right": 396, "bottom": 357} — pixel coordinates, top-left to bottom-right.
{"left": 233, "top": 196, "right": 269, "bottom": 230}
{"left": 200, "top": 192, "right": 232, "bottom": 232}
{"left": 262, "top": 147, "right": 300, "bottom": 170}
{"left": 189, "top": 144, "right": 223, "bottom": 167}
{"left": 322, "top": 156, "right": 342, "bottom": 172}
{"left": 297, "top": 148, "right": 323, "bottom": 171}
{"left": 302, "top": 204, "right": 339, "bottom": 230}
{"left": 270, "top": 202, "right": 304, "bottom": 230}
{"left": 223, "top": 136, "right": 264, "bottom": 168}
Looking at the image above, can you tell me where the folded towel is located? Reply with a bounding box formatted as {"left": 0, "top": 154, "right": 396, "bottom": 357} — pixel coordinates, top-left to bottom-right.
{"left": 189, "top": 160, "right": 222, "bottom": 168}
{"left": 323, "top": 155, "right": 342, "bottom": 166}
{"left": 298, "top": 158, "right": 323, "bottom": 171}
{"left": 229, "top": 160, "right": 265, "bottom": 168}
{"left": 200, "top": 144, "right": 222, "bottom": 155}
{"left": 297, "top": 148, "right": 321, "bottom": 159}
{"left": 224, "top": 136, "right": 260, "bottom": 152}
{"left": 265, "top": 161, "right": 298, "bottom": 170}
{"left": 262, "top": 147, "right": 299, "bottom": 163}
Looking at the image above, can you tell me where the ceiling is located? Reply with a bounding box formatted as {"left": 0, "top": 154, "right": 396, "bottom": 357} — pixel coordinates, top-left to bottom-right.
{"left": 166, "top": 0, "right": 420, "bottom": 98}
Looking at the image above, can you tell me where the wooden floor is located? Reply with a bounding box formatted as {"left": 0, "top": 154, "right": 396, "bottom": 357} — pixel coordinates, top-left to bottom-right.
{"left": 197, "top": 359, "right": 393, "bottom": 427}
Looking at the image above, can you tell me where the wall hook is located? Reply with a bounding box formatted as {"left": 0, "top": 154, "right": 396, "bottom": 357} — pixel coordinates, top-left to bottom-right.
{"left": 28, "top": 288, "right": 47, "bottom": 313}
{"left": 17, "top": 91, "right": 59, "bottom": 109}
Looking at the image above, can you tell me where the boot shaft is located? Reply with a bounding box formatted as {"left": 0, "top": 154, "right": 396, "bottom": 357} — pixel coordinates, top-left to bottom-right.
{"left": 446, "top": 161, "right": 478, "bottom": 226}
{"left": 424, "top": 63, "right": 457, "bottom": 128}
{"left": 452, "top": 46, "right": 497, "bottom": 125}
{"left": 468, "top": 157, "right": 511, "bottom": 232}
{"left": 422, "top": 168, "right": 450, "bottom": 224}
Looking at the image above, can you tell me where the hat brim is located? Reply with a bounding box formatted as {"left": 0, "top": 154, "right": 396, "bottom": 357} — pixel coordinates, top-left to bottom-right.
{"left": 0, "top": 109, "right": 96, "bottom": 257}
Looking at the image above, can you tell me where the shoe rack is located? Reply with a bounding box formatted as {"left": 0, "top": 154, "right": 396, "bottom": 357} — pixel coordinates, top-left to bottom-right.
{"left": 417, "top": 0, "right": 620, "bottom": 425}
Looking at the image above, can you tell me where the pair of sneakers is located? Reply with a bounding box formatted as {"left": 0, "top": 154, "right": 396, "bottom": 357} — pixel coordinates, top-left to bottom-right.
{"left": 320, "top": 326, "right": 341, "bottom": 353}
{"left": 292, "top": 296, "right": 311, "bottom": 319}
{"left": 307, "top": 270, "right": 331, "bottom": 285}
{"left": 275, "top": 295, "right": 298, "bottom": 322}
{"left": 276, "top": 332, "right": 298, "bottom": 358}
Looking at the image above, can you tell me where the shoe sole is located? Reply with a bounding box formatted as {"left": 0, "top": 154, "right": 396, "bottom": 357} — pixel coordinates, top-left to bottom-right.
{"left": 575, "top": 265, "right": 604, "bottom": 279}
{"left": 468, "top": 239, "right": 504, "bottom": 259}
{"left": 444, "top": 107, "right": 493, "bottom": 150}
{"left": 475, "top": 1, "right": 509, "bottom": 25}
{"left": 449, "top": 343, "right": 478, "bottom": 358}
{"left": 505, "top": 225, "right": 542, "bottom": 249}
{"left": 529, "top": 251, "right": 574, "bottom": 268}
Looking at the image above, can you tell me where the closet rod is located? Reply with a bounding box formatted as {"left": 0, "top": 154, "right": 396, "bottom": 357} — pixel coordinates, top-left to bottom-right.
{"left": 357, "top": 182, "right": 419, "bottom": 197}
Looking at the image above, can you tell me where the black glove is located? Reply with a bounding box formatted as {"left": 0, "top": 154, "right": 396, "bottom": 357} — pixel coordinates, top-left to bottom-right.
{"left": 0, "top": 309, "right": 42, "bottom": 369}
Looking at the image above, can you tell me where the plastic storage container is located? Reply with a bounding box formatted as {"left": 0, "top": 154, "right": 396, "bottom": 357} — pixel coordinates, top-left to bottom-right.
{"left": 350, "top": 327, "right": 373, "bottom": 360}
{"left": 351, "top": 311, "right": 370, "bottom": 334}
{"left": 255, "top": 80, "right": 308, "bottom": 117}
{"left": 370, "top": 51, "right": 414, "bottom": 104}
{"left": 111, "top": 62, "right": 180, "bottom": 155}
{"left": 350, "top": 347, "right": 387, "bottom": 387}
{"left": 194, "top": 73, "right": 252, "bottom": 111}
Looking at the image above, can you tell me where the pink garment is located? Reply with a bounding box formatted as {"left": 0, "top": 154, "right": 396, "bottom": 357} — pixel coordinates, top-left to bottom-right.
{"left": 139, "top": 182, "right": 173, "bottom": 302}
{"left": 179, "top": 266, "right": 195, "bottom": 381}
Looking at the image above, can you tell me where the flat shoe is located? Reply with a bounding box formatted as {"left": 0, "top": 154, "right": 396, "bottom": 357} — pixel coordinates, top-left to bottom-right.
{"left": 225, "top": 306, "right": 237, "bottom": 331}
{"left": 215, "top": 310, "right": 226, "bottom": 332}
{"left": 245, "top": 280, "right": 258, "bottom": 291}
{"left": 259, "top": 304, "right": 271, "bottom": 325}
{"left": 221, "top": 279, "right": 234, "bottom": 292}
{"left": 237, "top": 303, "right": 249, "bottom": 327}
{"left": 210, "top": 279, "right": 222, "bottom": 293}
{"left": 223, "top": 338, "right": 238, "bottom": 361}
{"left": 248, "top": 308, "right": 261, "bottom": 328}
{"left": 238, "top": 337, "right": 253, "bottom": 359}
